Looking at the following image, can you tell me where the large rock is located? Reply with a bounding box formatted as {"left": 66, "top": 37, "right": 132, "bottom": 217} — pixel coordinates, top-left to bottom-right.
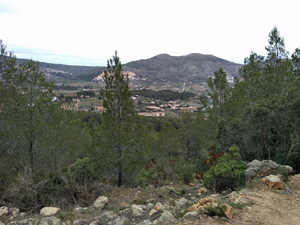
{"left": 39, "top": 216, "right": 61, "bottom": 225}
{"left": 173, "top": 197, "right": 188, "bottom": 216}
{"left": 111, "top": 216, "right": 132, "bottom": 225}
{"left": 156, "top": 210, "right": 174, "bottom": 224}
{"left": 262, "top": 175, "right": 284, "bottom": 189}
{"left": 94, "top": 210, "right": 117, "bottom": 224}
{"left": 245, "top": 160, "right": 293, "bottom": 181}
{"left": 130, "top": 205, "right": 146, "bottom": 217}
{"left": 40, "top": 207, "right": 60, "bottom": 216}
{"left": 93, "top": 196, "right": 108, "bottom": 209}
{"left": 0, "top": 206, "right": 8, "bottom": 217}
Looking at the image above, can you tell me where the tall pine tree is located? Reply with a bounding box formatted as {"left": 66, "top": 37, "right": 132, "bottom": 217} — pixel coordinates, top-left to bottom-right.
{"left": 99, "top": 51, "right": 141, "bottom": 186}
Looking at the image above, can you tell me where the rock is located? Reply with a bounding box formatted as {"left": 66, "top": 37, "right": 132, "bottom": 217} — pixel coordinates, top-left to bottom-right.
{"left": 137, "top": 220, "right": 152, "bottom": 225}
{"left": 7, "top": 219, "right": 29, "bottom": 225}
{"left": 111, "top": 216, "right": 132, "bottom": 225}
{"left": 198, "top": 187, "right": 208, "bottom": 195}
{"left": 88, "top": 220, "right": 100, "bottom": 225}
{"left": 146, "top": 203, "right": 154, "bottom": 210}
{"left": 93, "top": 196, "right": 108, "bottom": 209}
{"left": 157, "top": 210, "right": 174, "bottom": 224}
{"left": 0, "top": 222, "right": 5, "bottom": 225}
{"left": 39, "top": 216, "right": 61, "bottom": 225}
{"left": 10, "top": 208, "right": 20, "bottom": 217}
{"left": 40, "top": 207, "right": 60, "bottom": 216}
{"left": 245, "top": 160, "right": 293, "bottom": 181}
{"left": 182, "top": 211, "right": 199, "bottom": 219}
{"left": 263, "top": 175, "right": 284, "bottom": 189}
{"left": 149, "top": 208, "right": 162, "bottom": 219}
{"left": 62, "top": 221, "right": 72, "bottom": 225}
{"left": 26, "top": 218, "right": 39, "bottom": 225}
{"left": 222, "top": 204, "right": 234, "bottom": 219}
{"left": 285, "top": 186, "right": 292, "bottom": 193}
{"left": 73, "top": 207, "right": 89, "bottom": 212}
{"left": 73, "top": 219, "right": 89, "bottom": 225}
{"left": 130, "top": 205, "right": 146, "bottom": 217}
{"left": 154, "top": 203, "right": 162, "bottom": 211}
{"left": 174, "top": 197, "right": 188, "bottom": 216}
{"left": 20, "top": 213, "right": 26, "bottom": 217}
{"left": 189, "top": 197, "right": 217, "bottom": 212}
{"left": 95, "top": 210, "right": 117, "bottom": 224}
{"left": 0, "top": 206, "right": 8, "bottom": 217}
{"left": 276, "top": 189, "right": 290, "bottom": 195}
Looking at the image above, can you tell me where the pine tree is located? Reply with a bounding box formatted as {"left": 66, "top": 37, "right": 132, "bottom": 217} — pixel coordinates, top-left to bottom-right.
{"left": 100, "top": 51, "right": 141, "bottom": 186}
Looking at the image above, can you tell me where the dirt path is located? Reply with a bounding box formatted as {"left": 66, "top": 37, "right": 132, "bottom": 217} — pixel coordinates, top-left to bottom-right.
{"left": 174, "top": 174, "right": 300, "bottom": 225}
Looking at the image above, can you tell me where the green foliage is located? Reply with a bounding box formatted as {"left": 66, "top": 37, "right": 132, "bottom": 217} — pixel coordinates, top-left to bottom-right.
{"left": 204, "top": 203, "right": 225, "bottom": 217}
{"left": 97, "top": 51, "right": 142, "bottom": 187}
{"left": 77, "top": 90, "right": 96, "bottom": 98}
{"left": 278, "top": 167, "right": 289, "bottom": 182}
{"left": 136, "top": 168, "right": 150, "bottom": 188}
{"left": 203, "top": 145, "right": 247, "bottom": 191}
{"left": 65, "top": 96, "right": 73, "bottom": 102}
{"left": 68, "top": 157, "right": 96, "bottom": 185}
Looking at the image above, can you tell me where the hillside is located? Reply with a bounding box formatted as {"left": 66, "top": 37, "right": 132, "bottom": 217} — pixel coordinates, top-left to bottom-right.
{"left": 123, "top": 53, "right": 241, "bottom": 83}
{"left": 16, "top": 53, "right": 241, "bottom": 84}
{"left": 15, "top": 58, "right": 105, "bottom": 79}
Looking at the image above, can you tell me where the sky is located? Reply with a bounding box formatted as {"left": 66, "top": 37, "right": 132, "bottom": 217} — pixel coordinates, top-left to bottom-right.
{"left": 1, "top": 0, "right": 300, "bottom": 66}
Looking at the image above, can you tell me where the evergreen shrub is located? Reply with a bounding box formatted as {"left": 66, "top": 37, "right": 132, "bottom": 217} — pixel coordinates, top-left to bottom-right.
{"left": 203, "top": 145, "right": 247, "bottom": 191}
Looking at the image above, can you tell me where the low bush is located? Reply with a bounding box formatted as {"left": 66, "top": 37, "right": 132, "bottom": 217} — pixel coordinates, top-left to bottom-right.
{"left": 203, "top": 145, "right": 247, "bottom": 192}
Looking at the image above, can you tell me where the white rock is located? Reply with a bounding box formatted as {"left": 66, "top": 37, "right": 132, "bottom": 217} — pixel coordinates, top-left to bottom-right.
{"left": 40, "top": 207, "right": 60, "bottom": 216}
{"left": 0, "top": 206, "right": 8, "bottom": 217}
{"left": 94, "top": 196, "right": 108, "bottom": 209}
{"left": 130, "top": 205, "right": 145, "bottom": 217}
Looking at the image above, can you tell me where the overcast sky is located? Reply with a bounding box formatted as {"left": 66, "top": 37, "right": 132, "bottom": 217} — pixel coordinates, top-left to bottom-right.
{"left": 1, "top": 0, "right": 299, "bottom": 66}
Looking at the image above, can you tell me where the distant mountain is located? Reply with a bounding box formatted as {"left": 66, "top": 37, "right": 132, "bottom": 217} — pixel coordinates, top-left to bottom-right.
{"left": 15, "top": 58, "right": 105, "bottom": 79}
{"left": 123, "top": 53, "right": 241, "bottom": 83}
{"left": 15, "top": 53, "right": 242, "bottom": 83}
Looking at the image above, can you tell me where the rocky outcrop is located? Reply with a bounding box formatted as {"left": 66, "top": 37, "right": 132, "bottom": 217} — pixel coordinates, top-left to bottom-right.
{"left": 245, "top": 160, "right": 293, "bottom": 181}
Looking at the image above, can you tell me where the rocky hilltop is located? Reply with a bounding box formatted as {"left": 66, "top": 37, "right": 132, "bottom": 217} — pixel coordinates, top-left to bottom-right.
{"left": 123, "top": 53, "right": 241, "bottom": 83}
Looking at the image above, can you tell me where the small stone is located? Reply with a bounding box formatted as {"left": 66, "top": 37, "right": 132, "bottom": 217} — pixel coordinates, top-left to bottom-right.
{"left": 73, "top": 219, "right": 89, "bottom": 225}
{"left": 154, "top": 203, "right": 162, "bottom": 211}
{"left": 40, "top": 207, "right": 60, "bottom": 216}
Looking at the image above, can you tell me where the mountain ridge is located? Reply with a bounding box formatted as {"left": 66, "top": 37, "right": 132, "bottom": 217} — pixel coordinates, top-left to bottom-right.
{"left": 16, "top": 53, "right": 242, "bottom": 83}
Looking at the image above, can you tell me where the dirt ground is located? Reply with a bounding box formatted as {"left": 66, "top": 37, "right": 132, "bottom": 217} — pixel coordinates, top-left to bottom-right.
{"left": 102, "top": 174, "right": 300, "bottom": 225}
